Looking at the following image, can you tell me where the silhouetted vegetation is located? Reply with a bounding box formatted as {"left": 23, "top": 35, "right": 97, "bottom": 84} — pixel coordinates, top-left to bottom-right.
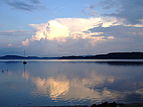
{"left": 33, "top": 102, "right": 143, "bottom": 107}
{"left": 60, "top": 52, "right": 143, "bottom": 59}
{"left": 1, "top": 52, "right": 143, "bottom": 59}
{"left": 0, "top": 55, "right": 59, "bottom": 59}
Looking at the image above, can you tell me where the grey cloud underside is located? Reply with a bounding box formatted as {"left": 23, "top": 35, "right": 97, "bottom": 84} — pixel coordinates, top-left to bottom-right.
{"left": 87, "top": 25, "right": 143, "bottom": 53}
{"left": 89, "top": 25, "right": 143, "bottom": 38}
{"left": 100, "top": 0, "right": 143, "bottom": 24}
{"left": 22, "top": 25, "right": 143, "bottom": 56}
{"left": 0, "top": 30, "right": 34, "bottom": 36}
{"left": 4, "top": 0, "right": 41, "bottom": 11}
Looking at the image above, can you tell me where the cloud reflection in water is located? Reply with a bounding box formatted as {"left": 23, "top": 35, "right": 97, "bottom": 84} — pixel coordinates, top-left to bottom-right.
{"left": 31, "top": 72, "right": 123, "bottom": 101}
{"left": 33, "top": 76, "right": 69, "bottom": 99}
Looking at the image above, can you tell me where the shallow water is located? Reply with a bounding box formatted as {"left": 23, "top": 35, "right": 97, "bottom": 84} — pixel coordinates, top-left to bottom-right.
{"left": 0, "top": 59, "right": 143, "bottom": 107}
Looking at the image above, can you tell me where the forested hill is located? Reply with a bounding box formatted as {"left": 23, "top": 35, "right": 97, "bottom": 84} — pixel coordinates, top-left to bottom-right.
{"left": 1, "top": 52, "right": 143, "bottom": 59}
{"left": 60, "top": 52, "right": 143, "bottom": 59}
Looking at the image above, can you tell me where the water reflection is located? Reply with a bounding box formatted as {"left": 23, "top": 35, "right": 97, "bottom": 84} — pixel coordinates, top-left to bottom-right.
{"left": 96, "top": 61, "right": 143, "bottom": 66}
{"left": 19, "top": 72, "right": 121, "bottom": 104}
{"left": 32, "top": 74, "right": 119, "bottom": 101}
{"left": 0, "top": 60, "right": 143, "bottom": 106}
{"left": 20, "top": 70, "right": 142, "bottom": 103}
{"left": 33, "top": 76, "right": 69, "bottom": 98}
{"left": 22, "top": 72, "right": 30, "bottom": 80}
{"left": 31, "top": 73, "right": 143, "bottom": 103}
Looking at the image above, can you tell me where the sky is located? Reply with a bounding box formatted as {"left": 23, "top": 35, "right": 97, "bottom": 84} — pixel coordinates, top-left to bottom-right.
{"left": 0, "top": 0, "right": 143, "bottom": 56}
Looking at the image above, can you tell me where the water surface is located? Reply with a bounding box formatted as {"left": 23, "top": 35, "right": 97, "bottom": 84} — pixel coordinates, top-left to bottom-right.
{"left": 0, "top": 59, "right": 143, "bottom": 107}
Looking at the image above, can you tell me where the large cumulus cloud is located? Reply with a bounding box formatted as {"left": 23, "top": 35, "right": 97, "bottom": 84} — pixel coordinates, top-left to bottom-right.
{"left": 19, "top": 16, "right": 143, "bottom": 56}
{"left": 22, "top": 17, "right": 121, "bottom": 46}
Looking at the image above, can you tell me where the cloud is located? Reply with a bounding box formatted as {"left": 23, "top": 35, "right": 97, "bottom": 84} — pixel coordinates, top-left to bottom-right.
{"left": 3, "top": 0, "right": 42, "bottom": 11}
{"left": 22, "top": 17, "right": 122, "bottom": 46}
{"left": 0, "top": 30, "right": 33, "bottom": 36}
{"left": 101, "top": 0, "right": 143, "bottom": 24}
{"left": 89, "top": 25, "right": 143, "bottom": 38}
{"left": 0, "top": 30, "right": 34, "bottom": 51}
{"left": 19, "top": 17, "right": 143, "bottom": 56}
{"left": 85, "top": 0, "right": 143, "bottom": 24}
{"left": 87, "top": 25, "right": 143, "bottom": 53}
{"left": 83, "top": 5, "right": 97, "bottom": 17}
{"left": 22, "top": 39, "right": 30, "bottom": 46}
{"left": 1, "top": 17, "right": 142, "bottom": 56}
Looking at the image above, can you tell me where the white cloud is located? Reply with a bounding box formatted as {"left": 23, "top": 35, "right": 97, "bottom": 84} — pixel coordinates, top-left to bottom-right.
{"left": 19, "top": 17, "right": 143, "bottom": 56}
{"left": 22, "top": 17, "right": 122, "bottom": 46}
{"left": 22, "top": 39, "right": 30, "bottom": 46}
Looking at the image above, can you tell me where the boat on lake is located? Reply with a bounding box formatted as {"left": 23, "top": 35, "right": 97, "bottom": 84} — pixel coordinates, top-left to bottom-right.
{"left": 23, "top": 50, "right": 27, "bottom": 64}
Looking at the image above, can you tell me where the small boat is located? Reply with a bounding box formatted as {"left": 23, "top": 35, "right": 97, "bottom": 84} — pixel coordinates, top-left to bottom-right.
{"left": 23, "top": 50, "right": 27, "bottom": 64}
{"left": 23, "top": 61, "right": 27, "bottom": 64}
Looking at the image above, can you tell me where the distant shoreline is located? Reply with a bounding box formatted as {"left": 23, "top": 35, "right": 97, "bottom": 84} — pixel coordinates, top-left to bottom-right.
{"left": 1, "top": 52, "right": 143, "bottom": 59}
{"left": 28, "top": 102, "right": 143, "bottom": 107}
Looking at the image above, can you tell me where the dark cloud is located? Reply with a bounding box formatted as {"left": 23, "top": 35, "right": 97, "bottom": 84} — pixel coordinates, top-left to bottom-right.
{"left": 102, "top": 0, "right": 143, "bottom": 24}
{"left": 4, "top": 0, "right": 42, "bottom": 11}
{"left": 87, "top": 25, "right": 143, "bottom": 53}
{"left": 86, "top": 0, "right": 143, "bottom": 24}
{"left": 89, "top": 25, "right": 143, "bottom": 38}
{"left": 30, "top": 0, "right": 40, "bottom": 4}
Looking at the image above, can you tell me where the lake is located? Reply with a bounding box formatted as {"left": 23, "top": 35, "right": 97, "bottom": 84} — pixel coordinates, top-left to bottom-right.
{"left": 0, "top": 59, "right": 143, "bottom": 107}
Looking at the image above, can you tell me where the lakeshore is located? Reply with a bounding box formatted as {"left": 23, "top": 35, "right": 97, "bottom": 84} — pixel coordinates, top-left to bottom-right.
{"left": 29, "top": 102, "right": 143, "bottom": 107}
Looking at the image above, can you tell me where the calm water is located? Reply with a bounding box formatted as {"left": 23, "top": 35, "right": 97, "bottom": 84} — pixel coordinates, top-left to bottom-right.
{"left": 0, "top": 59, "right": 143, "bottom": 107}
